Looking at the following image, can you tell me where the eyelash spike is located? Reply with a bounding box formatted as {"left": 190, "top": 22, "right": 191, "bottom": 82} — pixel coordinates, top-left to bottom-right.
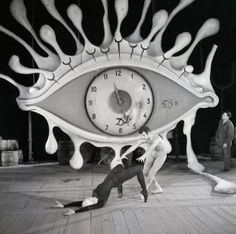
{"left": 114, "top": 0, "right": 129, "bottom": 42}
{"left": 164, "top": 32, "right": 192, "bottom": 60}
{"left": 186, "top": 45, "right": 219, "bottom": 94}
{"left": 149, "top": 0, "right": 196, "bottom": 57}
{"left": 125, "top": 0, "right": 152, "bottom": 43}
{"left": 41, "top": 0, "right": 83, "bottom": 54}
{"left": 170, "top": 18, "right": 220, "bottom": 70}
{"left": 10, "top": 0, "right": 59, "bottom": 67}
{"left": 100, "top": 0, "right": 113, "bottom": 49}
{"left": 155, "top": 32, "right": 192, "bottom": 67}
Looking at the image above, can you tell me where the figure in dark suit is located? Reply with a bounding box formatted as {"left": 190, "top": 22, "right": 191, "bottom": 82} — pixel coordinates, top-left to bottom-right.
{"left": 216, "top": 111, "right": 234, "bottom": 171}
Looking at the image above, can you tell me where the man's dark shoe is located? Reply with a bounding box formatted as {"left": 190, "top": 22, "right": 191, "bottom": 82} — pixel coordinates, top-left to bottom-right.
{"left": 141, "top": 190, "right": 148, "bottom": 203}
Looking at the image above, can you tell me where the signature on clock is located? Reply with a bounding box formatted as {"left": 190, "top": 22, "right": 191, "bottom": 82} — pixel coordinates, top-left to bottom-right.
{"left": 116, "top": 115, "right": 133, "bottom": 126}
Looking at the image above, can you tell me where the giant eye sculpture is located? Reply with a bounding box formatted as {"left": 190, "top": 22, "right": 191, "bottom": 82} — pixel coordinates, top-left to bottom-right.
{"left": 0, "top": 0, "right": 221, "bottom": 174}
{"left": 2, "top": 0, "right": 236, "bottom": 194}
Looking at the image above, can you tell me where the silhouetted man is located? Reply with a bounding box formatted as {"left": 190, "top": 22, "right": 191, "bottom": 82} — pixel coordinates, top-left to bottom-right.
{"left": 216, "top": 111, "right": 234, "bottom": 171}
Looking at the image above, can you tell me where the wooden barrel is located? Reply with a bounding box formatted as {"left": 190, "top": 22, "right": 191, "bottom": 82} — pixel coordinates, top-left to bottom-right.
{"left": 1, "top": 151, "right": 19, "bottom": 166}
{"left": 209, "top": 137, "right": 221, "bottom": 160}
{"left": 1, "top": 139, "right": 19, "bottom": 151}
{"left": 18, "top": 150, "right": 23, "bottom": 163}
{"left": 57, "top": 141, "right": 95, "bottom": 166}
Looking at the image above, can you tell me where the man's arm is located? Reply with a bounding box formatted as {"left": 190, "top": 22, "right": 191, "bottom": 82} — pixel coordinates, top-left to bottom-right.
{"left": 137, "top": 136, "right": 162, "bottom": 162}
{"left": 120, "top": 140, "right": 144, "bottom": 159}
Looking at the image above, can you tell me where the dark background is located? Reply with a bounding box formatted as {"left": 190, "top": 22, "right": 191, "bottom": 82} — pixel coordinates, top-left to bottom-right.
{"left": 0, "top": 0, "right": 235, "bottom": 161}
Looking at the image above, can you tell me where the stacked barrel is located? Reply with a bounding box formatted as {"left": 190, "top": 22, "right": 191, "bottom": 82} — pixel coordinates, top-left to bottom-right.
{"left": 209, "top": 137, "right": 221, "bottom": 160}
{"left": 210, "top": 136, "right": 236, "bottom": 160}
{"left": 0, "top": 138, "right": 23, "bottom": 166}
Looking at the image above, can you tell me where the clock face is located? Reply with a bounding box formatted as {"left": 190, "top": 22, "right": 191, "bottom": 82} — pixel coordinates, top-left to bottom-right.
{"left": 85, "top": 67, "right": 154, "bottom": 136}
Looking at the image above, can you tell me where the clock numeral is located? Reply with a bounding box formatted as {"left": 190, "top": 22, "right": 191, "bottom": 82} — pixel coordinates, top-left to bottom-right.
{"left": 92, "top": 113, "right": 96, "bottom": 119}
{"left": 119, "top": 128, "right": 123, "bottom": 133}
{"left": 133, "top": 123, "right": 137, "bottom": 129}
{"left": 115, "top": 70, "right": 121, "bottom": 77}
{"left": 104, "top": 73, "right": 108, "bottom": 79}
{"left": 88, "top": 100, "right": 93, "bottom": 106}
{"left": 131, "top": 73, "right": 134, "bottom": 79}
{"left": 91, "top": 86, "right": 97, "bottom": 92}
{"left": 147, "top": 98, "right": 150, "bottom": 104}
{"left": 142, "top": 84, "right": 146, "bottom": 90}
{"left": 105, "top": 125, "right": 109, "bottom": 130}
{"left": 143, "top": 113, "right": 147, "bottom": 118}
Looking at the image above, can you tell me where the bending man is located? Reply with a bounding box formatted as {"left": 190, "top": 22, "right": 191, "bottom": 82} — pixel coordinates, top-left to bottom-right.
{"left": 53, "top": 156, "right": 148, "bottom": 215}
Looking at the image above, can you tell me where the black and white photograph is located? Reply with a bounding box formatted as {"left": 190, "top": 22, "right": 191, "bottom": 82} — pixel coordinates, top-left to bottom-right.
{"left": 0, "top": 0, "right": 236, "bottom": 233}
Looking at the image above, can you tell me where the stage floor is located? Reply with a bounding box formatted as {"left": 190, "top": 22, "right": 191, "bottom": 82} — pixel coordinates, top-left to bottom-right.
{"left": 1, "top": 159, "right": 236, "bottom": 234}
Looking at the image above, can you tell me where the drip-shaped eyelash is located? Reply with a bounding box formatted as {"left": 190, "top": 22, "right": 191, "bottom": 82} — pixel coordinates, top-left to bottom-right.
{"left": 0, "top": 0, "right": 219, "bottom": 99}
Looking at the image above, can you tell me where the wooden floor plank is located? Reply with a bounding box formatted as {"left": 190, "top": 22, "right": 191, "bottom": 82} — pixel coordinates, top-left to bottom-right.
{"left": 0, "top": 213, "right": 16, "bottom": 234}
{"left": 176, "top": 206, "right": 212, "bottom": 234}
{"left": 26, "top": 213, "right": 58, "bottom": 234}
{"left": 134, "top": 208, "right": 163, "bottom": 234}
{"left": 91, "top": 210, "right": 103, "bottom": 234}
{"left": 156, "top": 207, "right": 187, "bottom": 234}
{"left": 148, "top": 208, "right": 170, "bottom": 234}
{"left": 221, "top": 206, "right": 236, "bottom": 219}
{"left": 112, "top": 210, "right": 130, "bottom": 234}
{"left": 65, "top": 211, "right": 91, "bottom": 234}
{"left": 211, "top": 206, "right": 236, "bottom": 229}
{"left": 188, "top": 206, "right": 224, "bottom": 233}
{"left": 101, "top": 212, "right": 116, "bottom": 234}
{"left": 50, "top": 212, "right": 68, "bottom": 234}
{"left": 3, "top": 212, "right": 35, "bottom": 234}
{"left": 199, "top": 206, "right": 236, "bottom": 233}
{"left": 123, "top": 209, "right": 143, "bottom": 234}
{"left": 165, "top": 206, "right": 200, "bottom": 234}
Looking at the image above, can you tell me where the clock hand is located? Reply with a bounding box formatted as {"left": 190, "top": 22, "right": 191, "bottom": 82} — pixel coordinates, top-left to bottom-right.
{"left": 114, "top": 83, "right": 122, "bottom": 106}
{"left": 113, "top": 83, "right": 130, "bottom": 124}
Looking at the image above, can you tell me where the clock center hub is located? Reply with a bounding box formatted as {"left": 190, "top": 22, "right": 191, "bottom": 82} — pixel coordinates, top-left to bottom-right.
{"left": 109, "top": 90, "right": 132, "bottom": 114}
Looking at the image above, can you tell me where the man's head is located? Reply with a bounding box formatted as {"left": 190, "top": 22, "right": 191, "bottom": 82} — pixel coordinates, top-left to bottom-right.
{"left": 222, "top": 111, "right": 232, "bottom": 121}
{"left": 139, "top": 126, "right": 151, "bottom": 140}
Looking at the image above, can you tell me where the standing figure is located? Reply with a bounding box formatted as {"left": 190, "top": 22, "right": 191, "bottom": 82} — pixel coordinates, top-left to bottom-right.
{"left": 53, "top": 157, "right": 148, "bottom": 215}
{"left": 216, "top": 111, "right": 234, "bottom": 171}
{"left": 121, "top": 126, "right": 167, "bottom": 194}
